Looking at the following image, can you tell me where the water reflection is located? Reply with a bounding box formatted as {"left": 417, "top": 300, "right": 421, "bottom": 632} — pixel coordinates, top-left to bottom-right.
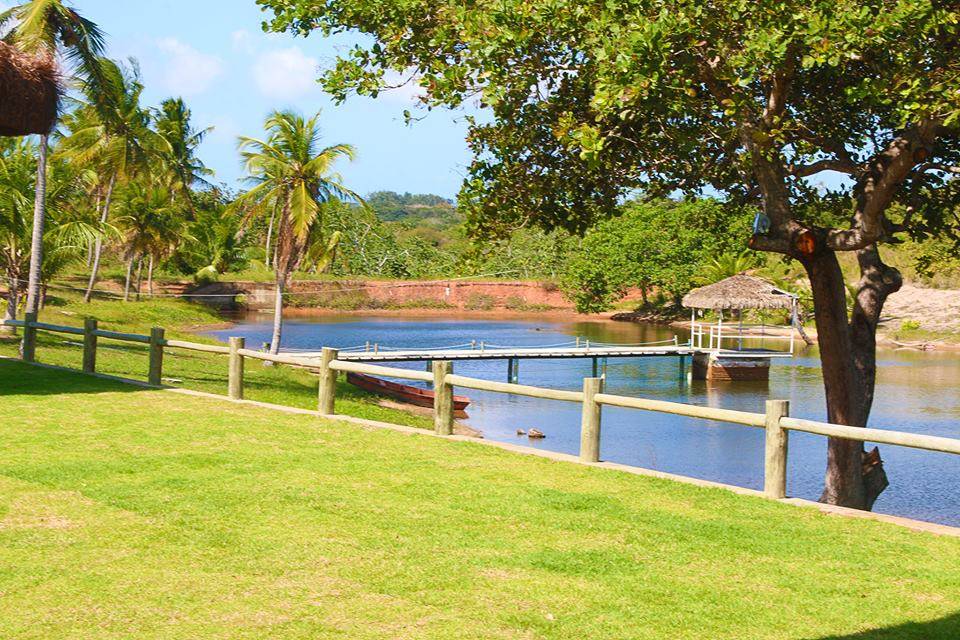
{"left": 210, "top": 313, "right": 960, "bottom": 526}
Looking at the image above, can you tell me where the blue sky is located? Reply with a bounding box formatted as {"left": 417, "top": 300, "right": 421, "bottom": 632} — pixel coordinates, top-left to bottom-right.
{"left": 64, "top": 0, "right": 477, "bottom": 198}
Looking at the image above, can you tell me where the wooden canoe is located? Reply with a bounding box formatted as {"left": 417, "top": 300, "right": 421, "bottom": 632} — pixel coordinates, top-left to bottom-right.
{"left": 347, "top": 372, "right": 471, "bottom": 412}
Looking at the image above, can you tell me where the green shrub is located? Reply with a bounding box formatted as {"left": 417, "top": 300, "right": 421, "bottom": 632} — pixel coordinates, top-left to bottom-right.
{"left": 464, "top": 293, "right": 496, "bottom": 310}
{"left": 504, "top": 295, "right": 553, "bottom": 312}
{"left": 901, "top": 319, "right": 921, "bottom": 331}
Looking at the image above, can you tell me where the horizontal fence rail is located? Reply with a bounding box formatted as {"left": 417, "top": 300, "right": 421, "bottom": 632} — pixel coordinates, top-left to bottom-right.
{"left": 4, "top": 316, "right": 958, "bottom": 509}
{"left": 780, "top": 417, "right": 960, "bottom": 455}
{"left": 594, "top": 393, "right": 767, "bottom": 428}
{"left": 445, "top": 373, "right": 584, "bottom": 403}
{"left": 329, "top": 359, "right": 434, "bottom": 382}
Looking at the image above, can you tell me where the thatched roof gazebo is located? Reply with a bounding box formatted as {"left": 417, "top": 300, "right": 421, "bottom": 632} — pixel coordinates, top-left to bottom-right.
{"left": 682, "top": 274, "right": 806, "bottom": 364}
{"left": 682, "top": 274, "right": 796, "bottom": 312}
{"left": 0, "top": 41, "right": 59, "bottom": 137}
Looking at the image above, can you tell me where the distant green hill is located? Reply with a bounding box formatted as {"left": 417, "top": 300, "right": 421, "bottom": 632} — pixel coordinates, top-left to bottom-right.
{"left": 366, "top": 191, "right": 463, "bottom": 228}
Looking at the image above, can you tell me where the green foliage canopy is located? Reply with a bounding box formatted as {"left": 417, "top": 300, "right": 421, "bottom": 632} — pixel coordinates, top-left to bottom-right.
{"left": 562, "top": 199, "right": 753, "bottom": 312}
{"left": 259, "top": 0, "right": 960, "bottom": 247}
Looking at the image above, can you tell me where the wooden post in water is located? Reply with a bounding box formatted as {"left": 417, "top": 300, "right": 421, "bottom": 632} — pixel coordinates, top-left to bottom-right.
{"left": 228, "top": 337, "right": 245, "bottom": 400}
{"left": 433, "top": 360, "right": 454, "bottom": 435}
{"left": 21, "top": 312, "right": 37, "bottom": 362}
{"left": 507, "top": 358, "right": 519, "bottom": 384}
{"left": 82, "top": 318, "right": 98, "bottom": 373}
{"left": 763, "top": 399, "right": 790, "bottom": 499}
{"left": 579, "top": 377, "right": 604, "bottom": 462}
{"left": 318, "top": 347, "right": 339, "bottom": 415}
{"left": 148, "top": 327, "right": 165, "bottom": 386}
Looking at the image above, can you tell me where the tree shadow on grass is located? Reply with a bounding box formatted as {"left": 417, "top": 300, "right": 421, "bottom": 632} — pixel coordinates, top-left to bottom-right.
{"left": 812, "top": 612, "right": 960, "bottom": 639}
{"left": 0, "top": 359, "right": 143, "bottom": 397}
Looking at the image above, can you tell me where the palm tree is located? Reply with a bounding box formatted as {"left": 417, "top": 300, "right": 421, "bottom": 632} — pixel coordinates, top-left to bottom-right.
{"left": 0, "top": 137, "right": 96, "bottom": 328}
{"left": 114, "top": 182, "right": 186, "bottom": 300}
{"left": 232, "top": 111, "right": 359, "bottom": 354}
{"left": 698, "top": 250, "right": 763, "bottom": 285}
{"left": 57, "top": 58, "right": 166, "bottom": 302}
{"left": 153, "top": 98, "right": 213, "bottom": 203}
{"left": 0, "top": 0, "right": 106, "bottom": 315}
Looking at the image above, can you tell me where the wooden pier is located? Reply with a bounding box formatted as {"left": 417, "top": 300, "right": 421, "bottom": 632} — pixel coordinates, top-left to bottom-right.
{"left": 284, "top": 339, "right": 794, "bottom": 382}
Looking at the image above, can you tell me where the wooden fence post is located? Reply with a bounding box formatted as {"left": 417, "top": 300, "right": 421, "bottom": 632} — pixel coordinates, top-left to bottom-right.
{"left": 433, "top": 360, "right": 454, "bottom": 435}
{"left": 228, "top": 337, "right": 245, "bottom": 400}
{"left": 82, "top": 318, "right": 98, "bottom": 373}
{"left": 579, "top": 377, "right": 604, "bottom": 462}
{"left": 318, "top": 347, "right": 339, "bottom": 415}
{"left": 21, "top": 312, "right": 37, "bottom": 362}
{"left": 763, "top": 399, "right": 790, "bottom": 499}
{"left": 148, "top": 327, "right": 165, "bottom": 386}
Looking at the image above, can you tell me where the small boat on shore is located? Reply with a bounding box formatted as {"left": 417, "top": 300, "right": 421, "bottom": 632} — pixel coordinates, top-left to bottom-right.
{"left": 346, "top": 372, "right": 471, "bottom": 413}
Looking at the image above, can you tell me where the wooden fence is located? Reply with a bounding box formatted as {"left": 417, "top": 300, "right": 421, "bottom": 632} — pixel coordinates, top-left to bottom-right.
{"left": 4, "top": 314, "right": 960, "bottom": 502}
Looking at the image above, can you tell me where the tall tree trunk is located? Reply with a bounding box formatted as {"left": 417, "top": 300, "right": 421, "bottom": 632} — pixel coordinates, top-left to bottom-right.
{"left": 265, "top": 209, "right": 276, "bottom": 270}
{"left": 24, "top": 134, "right": 48, "bottom": 315}
{"left": 39, "top": 283, "right": 47, "bottom": 310}
{"left": 84, "top": 174, "right": 117, "bottom": 303}
{"left": 87, "top": 190, "right": 102, "bottom": 268}
{"left": 2, "top": 276, "right": 18, "bottom": 336}
{"left": 800, "top": 244, "right": 895, "bottom": 511}
{"left": 147, "top": 255, "right": 155, "bottom": 297}
{"left": 269, "top": 273, "right": 285, "bottom": 354}
{"left": 134, "top": 257, "right": 144, "bottom": 301}
{"left": 123, "top": 256, "right": 135, "bottom": 302}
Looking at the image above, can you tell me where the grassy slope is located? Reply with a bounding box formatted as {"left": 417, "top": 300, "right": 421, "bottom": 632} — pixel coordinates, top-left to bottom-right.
{"left": 1, "top": 360, "right": 959, "bottom": 639}
{"left": 0, "top": 292, "right": 433, "bottom": 430}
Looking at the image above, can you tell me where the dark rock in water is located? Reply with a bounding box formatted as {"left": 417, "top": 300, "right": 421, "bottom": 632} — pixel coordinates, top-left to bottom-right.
{"left": 527, "top": 429, "right": 545, "bottom": 439}
{"left": 516, "top": 429, "right": 526, "bottom": 436}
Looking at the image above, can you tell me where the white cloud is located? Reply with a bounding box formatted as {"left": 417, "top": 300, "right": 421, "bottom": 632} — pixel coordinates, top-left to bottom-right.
{"left": 156, "top": 37, "right": 223, "bottom": 97}
{"left": 231, "top": 29, "right": 255, "bottom": 55}
{"left": 252, "top": 47, "right": 320, "bottom": 100}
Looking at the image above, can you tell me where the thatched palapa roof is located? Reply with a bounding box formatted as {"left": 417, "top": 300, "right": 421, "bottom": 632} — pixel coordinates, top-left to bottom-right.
{"left": 0, "top": 41, "right": 59, "bottom": 137}
{"left": 682, "top": 274, "right": 796, "bottom": 311}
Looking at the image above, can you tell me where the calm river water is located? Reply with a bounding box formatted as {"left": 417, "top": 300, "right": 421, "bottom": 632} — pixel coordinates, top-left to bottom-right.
{"left": 210, "top": 314, "right": 960, "bottom": 526}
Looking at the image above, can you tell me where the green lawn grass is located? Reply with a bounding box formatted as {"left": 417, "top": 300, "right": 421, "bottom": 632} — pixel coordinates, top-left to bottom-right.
{"left": 1, "top": 360, "right": 959, "bottom": 639}
{"left": 0, "top": 292, "right": 433, "bottom": 430}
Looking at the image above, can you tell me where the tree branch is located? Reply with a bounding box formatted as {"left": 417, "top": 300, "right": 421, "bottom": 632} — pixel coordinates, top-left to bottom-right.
{"left": 788, "top": 158, "right": 858, "bottom": 178}
{"left": 916, "top": 162, "right": 960, "bottom": 175}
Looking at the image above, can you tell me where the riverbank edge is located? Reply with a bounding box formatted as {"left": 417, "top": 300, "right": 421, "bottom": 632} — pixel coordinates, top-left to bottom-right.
{"left": 7, "top": 355, "right": 958, "bottom": 538}
{"left": 33, "top": 274, "right": 960, "bottom": 351}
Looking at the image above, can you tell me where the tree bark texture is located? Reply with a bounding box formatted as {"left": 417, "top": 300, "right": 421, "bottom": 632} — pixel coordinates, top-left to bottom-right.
{"left": 84, "top": 174, "right": 116, "bottom": 303}
{"left": 24, "top": 134, "right": 48, "bottom": 315}
{"left": 123, "top": 256, "right": 135, "bottom": 302}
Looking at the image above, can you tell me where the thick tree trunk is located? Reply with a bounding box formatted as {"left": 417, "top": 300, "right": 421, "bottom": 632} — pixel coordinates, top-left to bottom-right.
{"left": 24, "top": 134, "right": 48, "bottom": 315}
{"left": 123, "top": 256, "right": 135, "bottom": 302}
{"left": 84, "top": 174, "right": 117, "bottom": 303}
{"left": 269, "top": 274, "right": 285, "bottom": 355}
{"left": 800, "top": 244, "right": 896, "bottom": 510}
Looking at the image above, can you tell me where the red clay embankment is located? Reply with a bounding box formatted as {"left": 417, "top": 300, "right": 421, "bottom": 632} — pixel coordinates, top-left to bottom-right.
{"left": 189, "top": 279, "right": 644, "bottom": 312}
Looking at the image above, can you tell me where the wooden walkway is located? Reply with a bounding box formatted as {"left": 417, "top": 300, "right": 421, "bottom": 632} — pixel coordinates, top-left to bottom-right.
{"left": 287, "top": 344, "right": 794, "bottom": 363}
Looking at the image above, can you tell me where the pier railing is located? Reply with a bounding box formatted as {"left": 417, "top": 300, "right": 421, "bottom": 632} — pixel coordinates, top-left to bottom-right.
{"left": 690, "top": 321, "right": 796, "bottom": 354}
{"left": 5, "top": 314, "right": 959, "bottom": 503}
